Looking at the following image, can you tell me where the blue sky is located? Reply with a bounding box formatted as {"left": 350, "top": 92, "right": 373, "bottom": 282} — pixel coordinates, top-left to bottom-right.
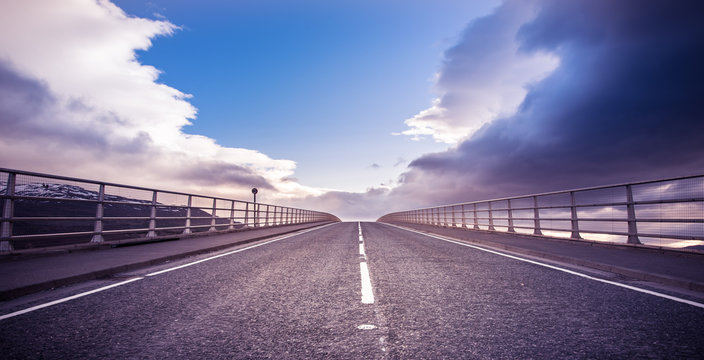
{"left": 112, "top": 0, "right": 498, "bottom": 191}
{"left": 1, "top": 0, "right": 702, "bottom": 220}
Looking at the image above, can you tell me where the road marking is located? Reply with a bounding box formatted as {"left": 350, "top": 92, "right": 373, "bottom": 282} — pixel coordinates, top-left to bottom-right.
{"left": 384, "top": 223, "right": 704, "bottom": 310}
{"left": 0, "top": 278, "right": 143, "bottom": 321}
{"left": 360, "top": 261, "right": 375, "bottom": 304}
{"left": 358, "top": 222, "right": 375, "bottom": 304}
{"left": 0, "top": 223, "right": 336, "bottom": 321}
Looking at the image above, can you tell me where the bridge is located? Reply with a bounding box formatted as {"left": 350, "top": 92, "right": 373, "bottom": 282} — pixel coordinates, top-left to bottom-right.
{"left": 1, "top": 168, "right": 703, "bottom": 358}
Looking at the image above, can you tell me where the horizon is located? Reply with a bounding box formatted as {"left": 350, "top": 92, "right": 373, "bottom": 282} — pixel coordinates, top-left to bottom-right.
{"left": 1, "top": 0, "right": 703, "bottom": 221}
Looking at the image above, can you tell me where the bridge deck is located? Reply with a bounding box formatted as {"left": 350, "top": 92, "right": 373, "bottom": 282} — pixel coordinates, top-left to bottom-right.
{"left": 1, "top": 222, "right": 703, "bottom": 358}
{"left": 388, "top": 222, "right": 704, "bottom": 291}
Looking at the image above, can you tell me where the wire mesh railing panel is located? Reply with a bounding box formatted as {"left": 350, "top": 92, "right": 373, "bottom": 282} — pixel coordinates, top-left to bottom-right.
{"left": 576, "top": 205, "right": 627, "bottom": 220}
{"left": 0, "top": 172, "right": 8, "bottom": 194}
{"left": 377, "top": 174, "right": 704, "bottom": 251}
{"left": 538, "top": 208, "right": 571, "bottom": 221}
{"left": 104, "top": 185, "right": 152, "bottom": 203}
{"left": 191, "top": 196, "right": 214, "bottom": 210}
{"left": 633, "top": 177, "right": 703, "bottom": 203}
{"left": 1, "top": 168, "right": 339, "bottom": 251}
{"left": 636, "top": 203, "right": 703, "bottom": 220}
{"left": 215, "top": 199, "right": 230, "bottom": 210}
{"left": 215, "top": 208, "right": 231, "bottom": 219}
{"left": 578, "top": 220, "right": 627, "bottom": 234}
{"left": 537, "top": 192, "right": 571, "bottom": 208}
{"left": 157, "top": 192, "right": 189, "bottom": 207}
{"left": 574, "top": 186, "right": 626, "bottom": 206}
{"left": 510, "top": 197, "right": 533, "bottom": 210}
{"left": 491, "top": 200, "right": 509, "bottom": 211}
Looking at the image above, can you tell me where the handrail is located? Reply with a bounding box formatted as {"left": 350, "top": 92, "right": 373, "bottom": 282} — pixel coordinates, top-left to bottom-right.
{"left": 377, "top": 174, "right": 704, "bottom": 250}
{"left": 0, "top": 168, "right": 340, "bottom": 251}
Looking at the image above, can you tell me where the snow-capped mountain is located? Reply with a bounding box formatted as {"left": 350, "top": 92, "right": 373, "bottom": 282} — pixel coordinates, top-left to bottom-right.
{"left": 6, "top": 183, "right": 152, "bottom": 204}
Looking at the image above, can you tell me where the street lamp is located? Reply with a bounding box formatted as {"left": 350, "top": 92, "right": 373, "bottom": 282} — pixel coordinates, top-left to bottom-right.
{"left": 252, "top": 188, "right": 258, "bottom": 227}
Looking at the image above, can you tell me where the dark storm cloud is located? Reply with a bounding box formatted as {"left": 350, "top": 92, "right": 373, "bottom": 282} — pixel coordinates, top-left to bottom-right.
{"left": 176, "top": 163, "right": 275, "bottom": 190}
{"left": 407, "top": 0, "right": 704, "bottom": 201}
{"left": 0, "top": 60, "right": 53, "bottom": 131}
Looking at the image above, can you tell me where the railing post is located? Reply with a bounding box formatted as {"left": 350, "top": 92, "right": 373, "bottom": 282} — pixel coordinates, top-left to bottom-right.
{"left": 147, "top": 190, "right": 158, "bottom": 238}
{"left": 461, "top": 204, "right": 467, "bottom": 228}
{"left": 265, "top": 205, "right": 270, "bottom": 226}
{"left": 473, "top": 203, "right": 480, "bottom": 230}
{"left": 244, "top": 202, "right": 249, "bottom": 228}
{"left": 183, "top": 195, "right": 192, "bottom": 234}
{"left": 255, "top": 203, "right": 261, "bottom": 227}
{"left": 570, "top": 191, "right": 581, "bottom": 239}
{"left": 209, "top": 198, "right": 217, "bottom": 232}
{"left": 507, "top": 199, "right": 515, "bottom": 233}
{"left": 488, "top": 202, "right": 496, "bottom": 231}
{"left": 626, "top": 185, "right": 641, "bottom": 244}
{"left": 90, "top": 183, "right": 105, "bottom": 243}
{"left": 228, "top": 200, "right": 235, "bottom": 230}
{"left": 1, "top": 172, "right": 16, "bottom": 252}
{"left": 451, "top": 206, "right": 456, "bottom": 227}
{"left": 533, "top": 196, "right": 542, "bottom": 235}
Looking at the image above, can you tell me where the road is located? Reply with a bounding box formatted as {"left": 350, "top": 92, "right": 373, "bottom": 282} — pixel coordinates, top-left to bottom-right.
{"left": 1, "top": 222, "right": 703, "bottom": 359}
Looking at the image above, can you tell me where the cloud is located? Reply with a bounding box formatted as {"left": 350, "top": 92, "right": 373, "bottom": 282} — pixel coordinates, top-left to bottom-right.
{"left": 0, "top": 0, "right": 321, "bottom": 202}
{"left": 294, "top": 0, "right": 704, "bottom": 221}
{"left": 400, "top": 0, "right": 559, "bottom": 144}
{"left": 398, "top": 0, "right": 704, "bottom": 205}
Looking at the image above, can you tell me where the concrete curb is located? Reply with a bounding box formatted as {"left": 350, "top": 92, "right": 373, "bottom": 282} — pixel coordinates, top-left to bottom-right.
{"left": 1, "top": 223, "right": 331, "bottom": 259}
{"left": 0, "top": 222, "right": 333, "bottom": 301}
{"left": 393, "top": 224, "right": 704, "bottom": 293}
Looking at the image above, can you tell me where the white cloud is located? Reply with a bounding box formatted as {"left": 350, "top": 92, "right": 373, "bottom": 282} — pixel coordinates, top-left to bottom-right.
{"left": 0, "top": 0, "right": 324, "bottom": 202}
{"left": 401, "top": 0, "right": 559, "bottom": 144}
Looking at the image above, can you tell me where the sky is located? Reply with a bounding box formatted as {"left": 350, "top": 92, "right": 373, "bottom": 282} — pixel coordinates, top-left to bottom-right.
{"left": 1, "top": 0, "right": 703, "bottom": 221}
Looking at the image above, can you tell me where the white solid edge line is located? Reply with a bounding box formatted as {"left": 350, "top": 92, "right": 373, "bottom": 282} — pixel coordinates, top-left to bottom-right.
{"left": 0, "top": 223, "right": 337, "bottom": 321}
{"left": 383, "top": 223, "right": 704, "bottom": 309}
{"left": 360, "top": 261, "right": 375, "bottom": 304}
{"left": 0, "top": 277, "right": 143, "bottom": 321}
{"left": 146, "top": 223, "right": 336, "bottom": 276}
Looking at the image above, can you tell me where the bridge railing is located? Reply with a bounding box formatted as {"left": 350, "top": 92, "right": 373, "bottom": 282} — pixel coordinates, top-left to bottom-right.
{"left": 0, "top": 168, "right": 340, "bottom": 252}
{"left": 378, "top": 174, "right": 704, "bottom": 250}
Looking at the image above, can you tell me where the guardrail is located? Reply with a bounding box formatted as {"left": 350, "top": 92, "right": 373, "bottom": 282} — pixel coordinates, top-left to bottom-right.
{"left": 378, "top": 174, "right": 704, "bottom": 250}
{"left": 0, "top": 168, "right": 340, "bottom": 251}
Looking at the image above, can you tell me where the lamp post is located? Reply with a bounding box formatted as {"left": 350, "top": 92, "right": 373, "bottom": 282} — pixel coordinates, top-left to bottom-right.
{"left": 252, "top": 188, "right": 258, "bottom": 227}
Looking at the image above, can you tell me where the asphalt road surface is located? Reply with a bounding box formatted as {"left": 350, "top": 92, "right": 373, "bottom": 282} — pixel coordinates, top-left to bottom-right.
{"left": 1, "top": 222, "right": 703, "bottom": 359}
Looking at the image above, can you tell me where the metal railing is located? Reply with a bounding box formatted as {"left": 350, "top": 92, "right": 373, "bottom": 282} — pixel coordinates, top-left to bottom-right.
{"left": 0, "top": 168, "right": 340, "bottom": 251}
{"left": 378, "top": 174, "right": 704, "bottom": 250}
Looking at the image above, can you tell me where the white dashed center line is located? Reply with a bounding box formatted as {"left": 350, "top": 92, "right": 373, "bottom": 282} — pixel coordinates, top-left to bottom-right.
{"left": 358, "top": 222, "right": 375, "bottom": 304}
